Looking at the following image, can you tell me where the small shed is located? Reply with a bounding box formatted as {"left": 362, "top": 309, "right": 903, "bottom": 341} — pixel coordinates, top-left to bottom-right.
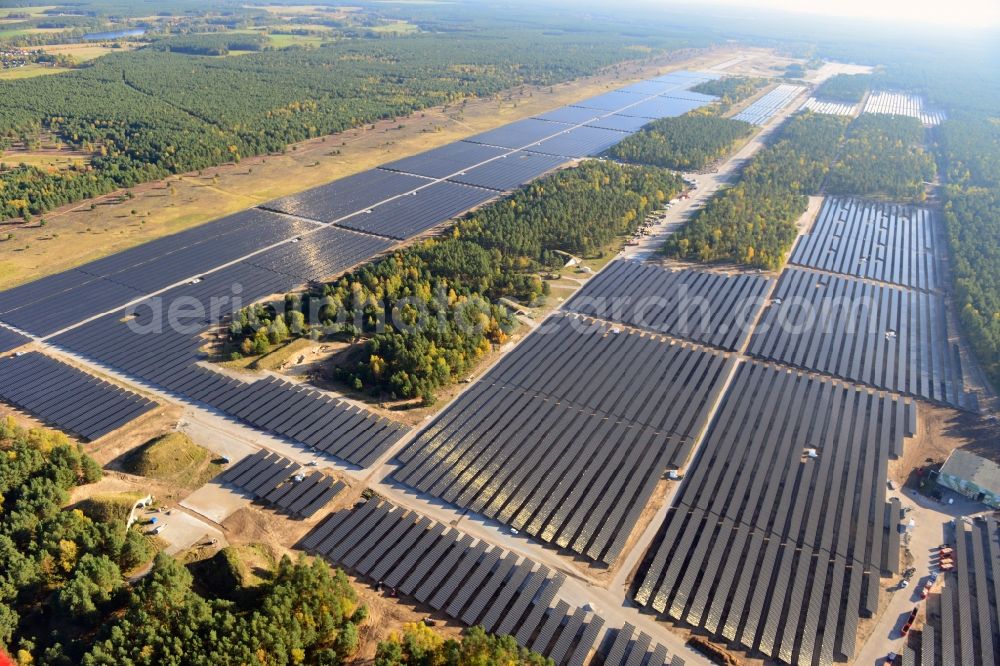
{"left": 937, "top": 448, "right": 1000, "bottom": 508}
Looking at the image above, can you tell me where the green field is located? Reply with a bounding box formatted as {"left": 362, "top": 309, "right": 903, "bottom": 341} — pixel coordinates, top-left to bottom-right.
{"left": 0, "top": 63, "right": 72, "bottom": 79}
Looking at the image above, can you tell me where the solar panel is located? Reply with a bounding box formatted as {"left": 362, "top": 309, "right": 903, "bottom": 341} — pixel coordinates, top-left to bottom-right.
{"left": 0, "top": 352, "right": 156, "bottom": 440}
{"left": 447, "top": 151, "right": 566, "bottom": 191}
{"left": 393, "top": 313, "right": 730, "bottom": 565}
{"left": 634, "top": 361, "right": 915, "bottom": 665}
{"left": 380, "top": 142, "right": 509, "bottom": 179}
{"left": 262, "top": 169, "right": 429, "bottom": 223}
{"left": 336, "top": 181, "right": 495, "bottom": 239}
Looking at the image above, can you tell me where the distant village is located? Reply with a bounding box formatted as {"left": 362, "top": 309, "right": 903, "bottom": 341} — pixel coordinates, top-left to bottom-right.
{"left": 0, "top": 47, "right": 55, "bottom": 71}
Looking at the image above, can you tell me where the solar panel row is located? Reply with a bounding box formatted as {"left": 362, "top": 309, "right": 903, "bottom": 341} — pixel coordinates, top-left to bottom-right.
{"left": 0, "top": 325, "right": 29, "bottom": 353}
{"left": 603, "top": 623, "right": 683, "bottom": 666}
{"left": 448, "top": 151, "right": 567, "bottom": 191}
{"left": 244, "top": 225, "right": 395, "bottom": 283}
{"left": 732, "top": 85, "right": 806, "bottom": 125}
{"left": 394, "top": 313, "right": 732, "bottom": 564}
{"left": 261, "top": 169, "right": 430, "bottom": 224}
{"left": 49, "top": 266, "right": 406, "bottom": 466}
{"left": 528, "top": 126, "right": 631, "bottom": 159}
{"left": 634, "top": 361, "right": 916, "bottom": 666}
{"left": 905, "top": 516, "right": 1000, "bottom": 666}
{"left": 791, "top": 197, "right": 940, "bottom": 291}
{"left": 0, "top": 352, "right": 156, "bottom": 440}
{"left": 0, "top": 209, "right": 317, "bottom": 337}
{"left": 564, "top": 260, "right": 773, "bottom": 351}
{"left": 219, "top": 449, "right": 345, "bottom": 518}
{"left": 336, "top": 180, "right": 496, "bottom": 240}
{"left": 747, "top": 267, "right": 970, "bottom": 409}
{"left": 801, "top": 97, "right": 856, "bottom": 117}
{"left": 300, "top": 498, "right": 610, "bottom": 666}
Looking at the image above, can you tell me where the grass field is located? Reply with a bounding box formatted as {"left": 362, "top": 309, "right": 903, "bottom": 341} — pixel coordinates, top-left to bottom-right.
{"left": 0, "top": 26, "right": 67, "bottom": 39}
{"left": 267, "top": 32, "right": 327, "bottom": 47}
{"left": 370, "top": 20, "right": 419, "bottom": 34}
{"left": 123, "top": 432, "right": 223, "bottom": 490}
{"left": 0, "top": 150, "right": 90, "bottom": 168}
{"left": 0, "top": 6, "right": 56, "bottom": 18}
{"left": 0, "top": 48, "right": 731, "bottom": 290}
{"left": 41, "top": 42, "right": 121, "bottom": 62}
{"left": 0, "top": 63, "right": 71, "bottom": 79}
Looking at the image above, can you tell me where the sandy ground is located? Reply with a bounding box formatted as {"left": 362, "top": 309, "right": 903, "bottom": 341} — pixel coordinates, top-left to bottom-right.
{"left": 0, "top": 46, "right": 724, "bottom": 290}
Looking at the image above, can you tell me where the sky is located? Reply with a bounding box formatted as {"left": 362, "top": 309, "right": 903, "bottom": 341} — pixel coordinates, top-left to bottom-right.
{"left": 707, "top": 0, "right": 1000, "bottom": 28}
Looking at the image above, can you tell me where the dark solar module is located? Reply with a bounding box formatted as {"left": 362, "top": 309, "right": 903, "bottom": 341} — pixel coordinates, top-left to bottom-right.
{"left": 380, "top": 142, "right": 508, "bottom": 179}
{"left": 393, "top": 313, "right": 730, "bottom": 565}
{"left": 528, "top": 126, "right": 630, "bottom": 158}
{"left": 0, "top": 352, "right": 156, "bottom": 440}
{"left": 634, "top": 361, "right": 915, "bottom": 665}
{"left": 336, "top": 181, "right": 496, "bottom": 239}
{"left": 564, "top": 260, "right": 772, "bottom": 351}
{"left": 748, "top": 267, "right": 971, "bottom": 409}
{"left": 447, "top": 151, "right": 567, "bottom": 191}
{"left": 261, "top": 169, "right": 429, "bottom": 223}
{"left": 301, "top": 498, "right": 620, "bottom": 665}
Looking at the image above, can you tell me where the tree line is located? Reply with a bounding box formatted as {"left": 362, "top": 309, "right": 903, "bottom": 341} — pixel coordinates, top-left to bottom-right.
{"left": 937, "top": 118, "right": 1000, "bottom": 391}
{"left": 663, "top": 111, "right": 848, "bottom": 269}
{"left": 376, "top": 623, "right": 551, "bottom": 666}
{"left": 690, "top": 76, "right": 767, "bottom": 104}
{"left": 826, "top": 114, "right": 935, "bottom": 202}
{"left": 606, "top": 114, "right": 754, "bottom": 171}
{"left": 226, "top": 161, "right": 684, "bottom": 403}
{"left": 814, "top": 73, "right": 871, "bottom": 102}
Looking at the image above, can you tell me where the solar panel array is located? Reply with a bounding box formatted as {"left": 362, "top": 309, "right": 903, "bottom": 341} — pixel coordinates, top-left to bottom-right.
{"left": 0, "top": 352, "right": 156, "bottom": 440}
{"left": 219, "top": 449, "right": 345, "bottom": 518}
{"left": 732, "top": 84, "right": 806, "bottom": 125}
{"left": 335, "top": 181, "right": 496, "bottom": 240}
{"left": 801, "top": 97, "right": 856, "bottom": 117}
{"left": 0, "top": 209, "right": 317, "bottom": 337}
{"left": 564, "top": 260, "right": 772, "bottom": 351}
{"left": 747, "top": 267, "right": 970, "bottom": 409}
{"left": 50, "top": 280, "right": 406, "bottom": 467}
{"left": 0, "top": 70, "right": 721, "bottom": 456}
{"left": 448, "top": 152, "right": 567, "bottom": 192}
{"left": 790, "top": 197, "right": 940, "bottom": 291}
{"left": 603, "top": 623, "right": 685, "bottom": 666}
{"left": 529, "top": 126, "right": 630, "bottom": 159}
{"left": 380, "top": 141, "right": 509, "bottom": 179}
{"left": 301, "top": 498, "right": 612, "bottom": 666}
{"left": 0, "top": 326, "right": 29, "bottom": 353}
{"left": 245, "top": 225, "right": 395, "bottom": 283}
{"left": 634, "top": 361, "right": 916, "bottom": 666}
{"left": 394, "top": 313, "right": 732, "bottom": 565}
{"left": 209, "top": 376, "right": 406, "bottom": 468}
{"left": 863, "top": 91, "right": 947, "bottom": 127}
{"left": 464, "top": 118, "right": 574, "bottom": 150}
{"left": 585, "top": 114, "right": 654, "bottom": 133}
{"left": 261, "top": 169, "right": 430, "bottom": 223}
{"left": 616, "top": 97, "right": 706, "bottom": 120}
{"left": 906, "top": 515, "right": 1000, "bottom": 666}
